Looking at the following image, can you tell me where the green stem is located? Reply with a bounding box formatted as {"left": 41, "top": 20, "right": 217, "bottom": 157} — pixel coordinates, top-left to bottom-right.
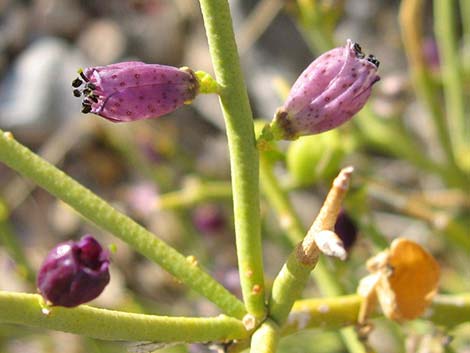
{"left": 0, "top": 199, "right": 35, "bottom": 284}
{"left": 461, "top": 0, "right": 470, "bottom": 40}
{"left": 354, "top": 108, "right": 434, "bottom": 173}
{"left": 294, "top": 0, "right": 336, "bottom": 53}
{"left": 285, "top": 293, "right": 470, "bottom": 334}
{"left": 101, "top": 123, "right": 173, "bottom": 188}
{"left": 365, "top": 180, "right": 470, "bottom": 252}
{"left": 156, "top": 181, "right": 232, "bottom": 210}
{"left": 259, "top": 156, "right": 367, "bottom": 353}
{"left": 268, "top": 166, "right": 351, "bottom": 327}
{"left": 399, "top": 0, "right": 455, "bottom": 168}
{"left": 228, "top": 293, "right": 470, "bottom": 352}
{"left": 354, "top": 107, "right": 467, "bottom": 188}
{"left": 0, "top": 130, "right": 246, "bottom": 319}
{"left": 195, "top": 71, "right": 220, "bottom": 94}
{"left": 269, "top": 246, "right": 319, "bottom": 325}
{"left": 0, "top": 291, "right": 247, "bottom": 342}
{"left": 198, "top": 0, "right": 266, "bottom": 320}
{"left": 433, "top": 0, "right": 467, "bottom": 165}
{"left": 249, "top": 319, "right": 280, "bottom": 353}
{"left": 260, "top": 155, "right": 346, "bottom": 297}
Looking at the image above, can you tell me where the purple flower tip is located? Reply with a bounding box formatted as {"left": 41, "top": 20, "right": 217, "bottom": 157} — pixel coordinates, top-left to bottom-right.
{"left": 72, "top": 62, "right": 199, "bottom": 122}
{"left": 271, "top": 40, "right": 380, "bottom": 139}
{"left": 334, "top": 210, "right": 358, "bottom": 251}
{"left": 37, "top": 235, "right": 110, "bottom": 307}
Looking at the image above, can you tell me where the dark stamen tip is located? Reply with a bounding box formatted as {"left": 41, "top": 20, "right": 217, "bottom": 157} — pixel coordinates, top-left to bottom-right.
{"left": 72, "top": 78, "right": 83, "bottom": 88}
{"left": 81, "top": 105, "right": 92, "bottom": 114}
{"left": 73, "top": 89, "right": 82, "bottom": 97}
{"left": 86, "top": 82, "right": 96, "bottom": 90}
{"left": 367, "top": 54, "right": 380, "bottom": 68}
{"left": 79, "top": 71, "right": 89, "bottom": 82}
{"left": 89, "top": 95, "right": 99, "bottom": 103}
{"left": 353, "top": 42, "right": 362, "bottom": 53}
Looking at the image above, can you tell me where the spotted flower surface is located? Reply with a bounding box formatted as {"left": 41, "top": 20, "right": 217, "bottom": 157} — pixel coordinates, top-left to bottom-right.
{"left": 72, "top": 62, "right": 199, "bottom": 122}
{"left": 37, "top": 235, "right": 110, "bottom": 307}
{"left": 270, "top": 40, "right": 380, "bottom": 139}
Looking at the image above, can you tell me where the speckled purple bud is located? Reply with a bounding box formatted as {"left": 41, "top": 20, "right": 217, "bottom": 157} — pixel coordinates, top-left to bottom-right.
{"left": 271, "top": 40, "right": 380, "bottom": 139}
{"left": 37, "top": 235, "right": 110, "bottom": 307}
{"left": 334, "top": 210, "right": 358, "bottom": 251}
{"left": 72, "top": 62, "right": 199, "bottom": 122}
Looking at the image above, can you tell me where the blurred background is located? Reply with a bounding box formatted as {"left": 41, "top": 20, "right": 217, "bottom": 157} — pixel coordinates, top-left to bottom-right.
{"left": 0, "top": 0, "right": 469, "bottom": 352}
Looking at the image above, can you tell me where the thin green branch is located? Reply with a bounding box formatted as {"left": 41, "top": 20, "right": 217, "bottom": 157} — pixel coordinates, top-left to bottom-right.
{"left": 399, "top": 0, "right": 455, "bottom": 167}
{"left": 268, "top": 167, "right": 351, "bottom": 326}
{"left": 354, "top": 107, "right": 468, "bottom": 188}
{"left": 364, "top": 180, "right": 470, "bottom": 251}
{"left": 293, "top": 0, "right": 336, "bottom": 53}
{"left": 259, "top": 156, "right": 367, "bottom": 353}
{"left": 354, "top": 108, "right": 444, "bottom": 179}
{"left": 433, "top": 0, "right": 467, "bottom": 165}
{"left": 461, "top": 0, "right": 470, "bottom": 40}
{"left": 198, "top": 0, "right": 266, "bottom": 320}
{"left": 0, "top": 291, "right": 247, "bottom": 342}
{"left": 0, "top": 199, "right": 35, "bottom": 284}
{"left": 156, "top": 181, "right": 232, "bottom": 210}
{"left": 284, "top": 294, "right": 470, "bottom": 334}
{"left": 249, "top": 319, "right": 280, "bottom": 353}
{"left": 228, "top": 293, "right": 470, "bottom": 352}
{"left": 0, "top": 130, "right": 246, "bottom": 319}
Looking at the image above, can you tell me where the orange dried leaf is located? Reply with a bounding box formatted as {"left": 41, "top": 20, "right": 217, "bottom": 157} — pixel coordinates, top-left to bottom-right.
{"left": 383, "top": 238, "right": 440, "bottom": 320}
{"left": 360, "top": 238, "right": 440, "bottom": 322}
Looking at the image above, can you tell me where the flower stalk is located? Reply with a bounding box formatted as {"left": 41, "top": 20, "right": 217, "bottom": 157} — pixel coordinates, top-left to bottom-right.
{"left": 249, "top": 319, "right": 280, "bottom": 353}
{"left": 268, "top": 167, "right": 353, "bottom": 326}
{"left": 226, "top": 293, "right": 470, "bottom": 352}
{"left": 0, "top": 199, "right": 35, "bottom": 284}
{"left": 155, "top": 180, "right": 233, "bottom": 210}
{"left": 433, "top": 0, "right": 468, "bottom": 169}
{"left": 259, "top": 155, "right": 367, "bottom": 353}
{"left": 0, "top": 129, "right": 246, "bottom": 319}
{"left": 399, "top": 0, "right": 455, "bottom": 167}
{"left": 1, "top": 291, "right": 467, "bottom": 346}
{"left": 0, "top": 291, "right": 247, "bottom": 342}
{"left": 198, "top": 0, "right": 266, "bottom": 320}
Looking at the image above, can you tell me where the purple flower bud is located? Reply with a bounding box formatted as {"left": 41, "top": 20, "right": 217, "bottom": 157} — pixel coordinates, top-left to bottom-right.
{"left": 270, "top": 40, "right": 380, "bottom": 139}
{"left": 37, "top": 235, "right": 110, "bottom": 307}
{"left": 334, "top": 210, "right": 358, "bottom": 251}
{"left": 72, "top": 62, "right": 199, "bottom": 122}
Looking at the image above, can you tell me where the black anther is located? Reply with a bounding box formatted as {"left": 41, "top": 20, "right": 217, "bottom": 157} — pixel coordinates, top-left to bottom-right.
{"left": 353, "top": 42, "right": 362, "bottom": 53}
{"left": 81, "top": 105, "right": 92, "bottom": 114}
{"left": 367, "top": 54, "right": 380, "bottom": 68}
{"left": 79, "top": 71, "right": 89, "bottom": 82}
{"left": 72, "top": 78, "right": 83, "bottom": 88}
{"left": 73, "top": 89, "right": 82, "bottom": 97}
